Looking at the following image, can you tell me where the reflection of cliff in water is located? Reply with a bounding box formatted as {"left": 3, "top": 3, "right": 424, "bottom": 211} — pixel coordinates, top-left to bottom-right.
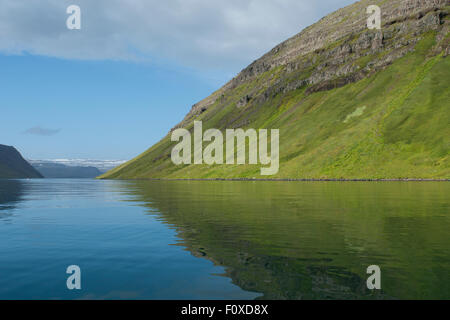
{"left": 0, "top": 179, "right": 26, "bottom": 218}
{"left": 113, "top": 180, "right": 445, "bottom": 300}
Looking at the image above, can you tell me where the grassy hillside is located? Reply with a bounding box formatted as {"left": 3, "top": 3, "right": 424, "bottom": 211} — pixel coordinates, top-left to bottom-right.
{"left": 101, "top": 1, "right": 449, "bottom": 180}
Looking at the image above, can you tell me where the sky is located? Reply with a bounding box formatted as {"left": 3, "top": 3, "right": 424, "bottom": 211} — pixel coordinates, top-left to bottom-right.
{"left": 0, "top": 0, "right": 355, "bottom": 160}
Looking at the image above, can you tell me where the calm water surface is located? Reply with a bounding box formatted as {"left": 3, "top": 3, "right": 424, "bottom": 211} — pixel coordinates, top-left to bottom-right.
{"left": 0, "top": 179, "right": 448, "bottom": 299}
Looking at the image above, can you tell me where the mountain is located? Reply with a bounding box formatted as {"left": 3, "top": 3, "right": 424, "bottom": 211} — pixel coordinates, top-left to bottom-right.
{"left": 101, "top": 0, "right": 450, "bottom": 180}
{"left": 29, "top": 159, "right": 127, "bottom": 172}
{"left": 0, "top": 145, "right": 43, "bottom": 179}
{"left": 29, "top": 161, "right": 102, "bottom": 179}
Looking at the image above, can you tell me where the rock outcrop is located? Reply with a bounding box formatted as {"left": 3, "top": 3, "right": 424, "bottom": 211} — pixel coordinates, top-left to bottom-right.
{"left": 176, "top": 0, "right": 449, "bottom": 126}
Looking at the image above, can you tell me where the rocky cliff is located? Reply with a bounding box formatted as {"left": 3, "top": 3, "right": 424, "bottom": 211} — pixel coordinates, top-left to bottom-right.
{"left": 180, "top": 0, "right": 449, "bottom": 126}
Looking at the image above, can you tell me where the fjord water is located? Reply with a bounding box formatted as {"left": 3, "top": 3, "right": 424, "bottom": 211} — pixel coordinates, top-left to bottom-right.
{"left": 0, "top": 179, "right": 448, "bottom": 299}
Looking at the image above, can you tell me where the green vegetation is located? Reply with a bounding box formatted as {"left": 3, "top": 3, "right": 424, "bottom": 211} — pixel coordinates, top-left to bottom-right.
{"left": 101, "top": 28, "right": 449, "bottom": 180}
{"left": 344, "top": 106, "right": 367, "bottom": 123}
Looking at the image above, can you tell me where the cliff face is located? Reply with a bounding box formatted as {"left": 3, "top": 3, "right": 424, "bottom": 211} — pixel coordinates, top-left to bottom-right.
{"left": 102, "top": 0, "right": 450, "bottom": 180}
{"left": 0, "top": 145, "right": 43, "bottom": 179}
{"left": 180, "top": 0, "right": 449, "bottom": 125}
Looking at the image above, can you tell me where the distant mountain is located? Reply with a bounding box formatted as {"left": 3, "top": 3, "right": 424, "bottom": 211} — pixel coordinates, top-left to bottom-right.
{"left": 29, "top": 161, "right": 103, "bottom": 179}
{"left": 29, "top": 159, "right": 126, "bottom": 172}
{"left": 101, "top": 0, "right": 450, "bottom": 180}
{"left": 0, "top": 145, "right": 43, "bottom": 179}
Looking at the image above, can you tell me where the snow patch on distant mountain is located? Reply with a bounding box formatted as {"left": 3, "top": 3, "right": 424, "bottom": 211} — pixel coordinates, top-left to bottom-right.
{"left": 28, "top": 159, "right": 127, "bottom": 171}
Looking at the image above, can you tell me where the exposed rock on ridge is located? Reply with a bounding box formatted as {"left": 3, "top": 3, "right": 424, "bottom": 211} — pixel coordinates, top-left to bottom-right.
{"left": 175, "top": 0, "right": 449, "bottom": 130}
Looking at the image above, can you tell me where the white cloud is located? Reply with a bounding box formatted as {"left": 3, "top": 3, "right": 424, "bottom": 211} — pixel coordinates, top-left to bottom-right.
{"left": 0, "top": 0, "right": 355, "bottom": 72}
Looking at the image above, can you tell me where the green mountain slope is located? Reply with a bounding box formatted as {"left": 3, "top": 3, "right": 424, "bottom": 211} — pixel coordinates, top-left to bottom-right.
{"left": 101, "top": 0, "right": 450, "bottom": 180}
{"left": 0, "top": 145, "right": 43, "bottom": 179}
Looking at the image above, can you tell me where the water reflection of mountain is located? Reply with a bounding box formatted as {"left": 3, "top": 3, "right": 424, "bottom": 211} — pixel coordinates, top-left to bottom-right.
{"left": 115, "top": 180, "right": 448, "bottom": 300}
{"left": 0, "top": 180, "right": 25, "bottom": 218}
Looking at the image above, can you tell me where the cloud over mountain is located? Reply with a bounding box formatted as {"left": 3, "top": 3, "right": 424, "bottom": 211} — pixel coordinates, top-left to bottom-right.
{"left": 0, "top": 0, "right": 354, "bottom": 72}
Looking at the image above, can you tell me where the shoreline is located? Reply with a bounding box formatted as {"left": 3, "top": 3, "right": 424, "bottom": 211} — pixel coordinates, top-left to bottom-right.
{"left": 100, "top": 177, "right": 450, "bottom": 182}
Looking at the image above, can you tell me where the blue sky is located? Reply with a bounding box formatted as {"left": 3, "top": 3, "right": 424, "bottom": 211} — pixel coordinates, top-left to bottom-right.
{"left": 0, "top": 0, "right": 355, "bottom": 160}
{"left": 0, "top": 54, "right": 223, "bottom": 160}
